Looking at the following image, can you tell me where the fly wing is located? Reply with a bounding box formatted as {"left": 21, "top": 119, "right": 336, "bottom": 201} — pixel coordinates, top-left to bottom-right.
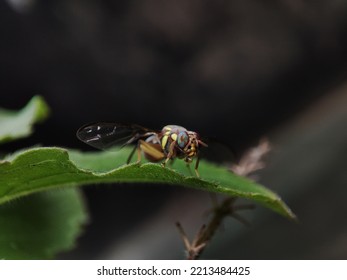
{"left": 199, "top": 136, "right": 236, "bottom": 164}
{"left": 76, "top": 122, "right": 153, "bottom": 150}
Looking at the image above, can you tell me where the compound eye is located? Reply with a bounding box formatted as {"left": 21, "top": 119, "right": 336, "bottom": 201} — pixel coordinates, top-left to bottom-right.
{"left": 177, "top": 131, "right": 189, "bottom": 148}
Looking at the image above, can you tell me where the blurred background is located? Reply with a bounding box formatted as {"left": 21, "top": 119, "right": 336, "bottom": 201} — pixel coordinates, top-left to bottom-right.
{"left": 1, "top": 0, "right": 347, "bottom": 259}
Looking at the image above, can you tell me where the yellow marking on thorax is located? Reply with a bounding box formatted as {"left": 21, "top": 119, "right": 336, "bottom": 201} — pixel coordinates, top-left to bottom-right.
{"left": 164, "top": 131, "right": 171, "bottom": 136}
{"left": 171, "top": 133, "right": 177, "bottom": 141}
{"left": 163, "top": 126, "right": 172, "bottom": 131}
{"left": 161, "top": 135, "right": 169, "bottom": 149}
{"left": 188, "top": 145, "right": 196, "bottom": 157}
{"left": 188, "top": 151, "right": 195, "bottom": 157}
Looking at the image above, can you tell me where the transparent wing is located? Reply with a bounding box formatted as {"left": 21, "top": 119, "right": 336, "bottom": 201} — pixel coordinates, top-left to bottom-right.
{"left": 76, "top": 122, "right": 155, "bottom": 150}
{"left": 199, "top": 136, "right": 236, "bottom": 164}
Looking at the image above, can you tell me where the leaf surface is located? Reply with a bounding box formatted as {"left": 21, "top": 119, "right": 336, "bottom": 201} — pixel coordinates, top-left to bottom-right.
{"left": 0, "top": 96, "right": 49, "bottom": 144}
{"left": 0, "top": 147, "right": 295, "bottom": 219}
{"left": 0, "top": 188, "right": 88, "bottom": 259}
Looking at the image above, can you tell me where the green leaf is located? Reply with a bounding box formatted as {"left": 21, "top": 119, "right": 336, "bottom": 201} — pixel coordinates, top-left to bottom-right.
{"left": 0, "top": 147, "right": 296, "bottom": 219}
{"left": 0, "top": 188, "right": 88, "bottom": 259}
{"left": 0, "top": 96, "right": 50, "bottom": 144}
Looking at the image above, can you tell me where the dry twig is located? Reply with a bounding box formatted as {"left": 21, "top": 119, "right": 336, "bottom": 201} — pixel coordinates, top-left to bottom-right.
{"left": 176, "top": 138, "right": 271, "bottom": 259}
{"left": 230, "top": 138, "right": 271, "bottom": 176}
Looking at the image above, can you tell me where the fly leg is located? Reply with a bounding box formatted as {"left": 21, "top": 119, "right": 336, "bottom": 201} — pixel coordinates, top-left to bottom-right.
{"left": 127, "top": 144, "right": 138, "bottom": 164}
{"left": 186, "top": 163, "right": 193, "bottom": 176}
{"left": 125, "top": 132, "right": 158, "bottom": 164}
{"left": 162, "top": 141, "right": 176, "bottom": 168}
{"left": 194, "top": 154, "right": 201, "bottom": 177}
{"left": 136, "top": 140, "right": 143, "bottom": 164}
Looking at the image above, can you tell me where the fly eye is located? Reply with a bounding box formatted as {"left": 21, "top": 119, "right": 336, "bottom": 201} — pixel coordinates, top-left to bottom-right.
{"left": 177, "top": 131, "right": 189, "bottom": 148}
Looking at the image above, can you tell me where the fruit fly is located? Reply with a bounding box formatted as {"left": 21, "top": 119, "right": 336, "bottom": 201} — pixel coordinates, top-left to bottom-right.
{"left": 76, "top": 123, "right": 208, "bottom": 176}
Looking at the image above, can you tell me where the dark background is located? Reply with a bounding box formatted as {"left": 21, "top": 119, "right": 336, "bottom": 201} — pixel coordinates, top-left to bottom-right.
{"left": 1, "top": 0, "right": 347, "bottom": 259}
